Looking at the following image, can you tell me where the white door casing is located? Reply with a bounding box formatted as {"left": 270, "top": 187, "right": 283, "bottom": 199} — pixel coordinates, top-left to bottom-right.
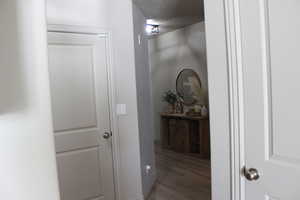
{"left": 234, "top": 0, "right": 300, "bottom": 199}
{"left": 48, "top": 32, "right": 115, "bottom": 200}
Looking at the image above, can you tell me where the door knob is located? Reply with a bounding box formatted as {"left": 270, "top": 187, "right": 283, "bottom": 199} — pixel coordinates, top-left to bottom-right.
{"left": 103, "top": 132, "right": 112, "bottom": 139}
{"left": 243, "top": 167, "right": 260, "bottom": 181}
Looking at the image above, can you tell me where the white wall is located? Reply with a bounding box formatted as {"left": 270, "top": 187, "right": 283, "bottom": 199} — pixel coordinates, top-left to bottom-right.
{"left": 107, "top": 1, "right": 144, "bottom": 199}
{"left": 148, "top": 22, "right": 208, "bottom": 141}
{"left": 0, "top": 1, "right": 60, "bottom": 200}
{"left": 46, "top": 0, "right": 144, "bottom": 199}
{"left": 132, "top": 4, "right": 156, "bottom": 198}
{"left": 47, "top": 0, "right": 109, "bottom": 28}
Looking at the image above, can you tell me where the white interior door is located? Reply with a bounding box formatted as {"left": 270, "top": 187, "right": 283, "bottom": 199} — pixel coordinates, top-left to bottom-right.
{"left": 239, "top": 0, "right": 300, "bottom": 199}
{"left": 48, "top": 32, "right": 115, "bottom": 200}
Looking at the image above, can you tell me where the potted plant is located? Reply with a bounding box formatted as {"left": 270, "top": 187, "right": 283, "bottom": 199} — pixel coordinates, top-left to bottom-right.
{"left": 162, "top": 91, "right": 178, "bottom": 113}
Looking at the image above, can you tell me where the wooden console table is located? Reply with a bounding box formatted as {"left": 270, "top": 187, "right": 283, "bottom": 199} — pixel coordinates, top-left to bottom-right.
{"left": 160, "top": 113, "right": 210, "bottom": 159}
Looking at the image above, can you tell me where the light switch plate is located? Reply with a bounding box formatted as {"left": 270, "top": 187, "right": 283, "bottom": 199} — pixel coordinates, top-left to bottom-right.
{"left": 116, "top": 104, "right": 127, "bottom": 116}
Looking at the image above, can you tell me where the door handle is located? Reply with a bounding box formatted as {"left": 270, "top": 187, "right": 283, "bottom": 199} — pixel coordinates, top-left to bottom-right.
{"left": 103, "top": 132, "right": 112, "bottom": 139}
{"left": 243, "top": 167, "right": 260, "bottom": 181}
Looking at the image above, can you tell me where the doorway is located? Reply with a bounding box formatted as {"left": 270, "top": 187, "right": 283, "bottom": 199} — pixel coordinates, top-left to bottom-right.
{"left": 132, "top": 1, "right": 212, "bottom": 199}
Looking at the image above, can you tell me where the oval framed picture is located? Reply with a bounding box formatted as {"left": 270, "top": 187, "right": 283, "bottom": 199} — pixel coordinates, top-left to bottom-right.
{"left": 176, "top": 68, "right": 202, "bottom": 106}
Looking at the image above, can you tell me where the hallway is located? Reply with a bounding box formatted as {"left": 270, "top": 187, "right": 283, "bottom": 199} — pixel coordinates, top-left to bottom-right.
{"left": 148, "top": 145, "right": 211, "bottom": 200}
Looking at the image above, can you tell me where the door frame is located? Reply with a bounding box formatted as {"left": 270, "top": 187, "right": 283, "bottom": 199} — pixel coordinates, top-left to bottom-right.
{"left": 204, "top": 0, "right": 244, "bottom": 199}
{"left": 47, "top": 24, "right": 122, "bottom": 200}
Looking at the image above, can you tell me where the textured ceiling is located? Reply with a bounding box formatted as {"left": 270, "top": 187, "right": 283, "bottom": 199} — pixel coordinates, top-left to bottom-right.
{"left": 133, "top": 0, "right": 204, "bottom": 34}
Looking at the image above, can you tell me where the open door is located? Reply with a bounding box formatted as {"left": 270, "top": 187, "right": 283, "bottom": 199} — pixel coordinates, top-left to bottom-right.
{"left": 239, "top": 0, "right": 300, "bottom": 199}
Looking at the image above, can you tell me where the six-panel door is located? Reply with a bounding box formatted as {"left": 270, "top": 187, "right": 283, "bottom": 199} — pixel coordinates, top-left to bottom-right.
{"left": 48, "top": 32, "right": 115, "bottom": 200}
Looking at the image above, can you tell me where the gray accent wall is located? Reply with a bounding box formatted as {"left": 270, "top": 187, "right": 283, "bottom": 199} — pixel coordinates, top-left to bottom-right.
{"left": 149, "top": 22, "right": 208, "bottom": 141}
{"left": 132, "top": 4, "right": 157, "bottom": 198}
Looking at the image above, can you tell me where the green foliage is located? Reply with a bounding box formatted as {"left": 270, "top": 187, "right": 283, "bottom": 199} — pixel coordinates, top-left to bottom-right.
{"left": 162, "top": 91, "right": 178, "bottom": 105}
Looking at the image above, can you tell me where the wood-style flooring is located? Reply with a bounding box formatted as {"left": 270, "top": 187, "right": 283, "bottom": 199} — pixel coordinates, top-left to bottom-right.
{"left": 148, "top": 146, "right": 211, "bottom": 200}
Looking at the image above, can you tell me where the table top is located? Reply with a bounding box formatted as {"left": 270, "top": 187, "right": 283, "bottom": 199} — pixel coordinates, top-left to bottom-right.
{"left": 160, "top": 113, "right": 209, "bottom": 120}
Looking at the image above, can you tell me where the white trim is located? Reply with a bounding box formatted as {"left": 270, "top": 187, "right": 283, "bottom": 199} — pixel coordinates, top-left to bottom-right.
{"left": 204, "top": 0, "right": 245, "bottom": 199}
{"left": 223, "top": 0, "right": 245, "bottom": 199}
{"left": 46, "top": 25, "right": 121, "bottom": 200}
{"left": 106, "top": 31, "right": 122, "bottom": 200}
{"left": 47, "top": 24, "right": 108, "bottom": 35}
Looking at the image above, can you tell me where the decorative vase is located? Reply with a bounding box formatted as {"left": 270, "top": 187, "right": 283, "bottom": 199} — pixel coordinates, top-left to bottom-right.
{"left": 201, "top": 105, "right": 208, "bottom": 117}
{"left": 168, "top": 104, "right": 176, "bottom": 113}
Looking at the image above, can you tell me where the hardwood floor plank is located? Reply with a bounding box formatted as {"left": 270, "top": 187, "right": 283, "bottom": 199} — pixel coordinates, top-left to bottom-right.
{"left": 148, "top": 145, "right": 211, "bottom": 200}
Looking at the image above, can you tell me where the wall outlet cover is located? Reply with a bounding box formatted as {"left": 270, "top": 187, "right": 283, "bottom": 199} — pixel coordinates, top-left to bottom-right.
{"left": 145, "top": 165, "right": 152, "bottom": 174}
{"left": 138, "top": 34, "right": 142, "bottom": 45}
